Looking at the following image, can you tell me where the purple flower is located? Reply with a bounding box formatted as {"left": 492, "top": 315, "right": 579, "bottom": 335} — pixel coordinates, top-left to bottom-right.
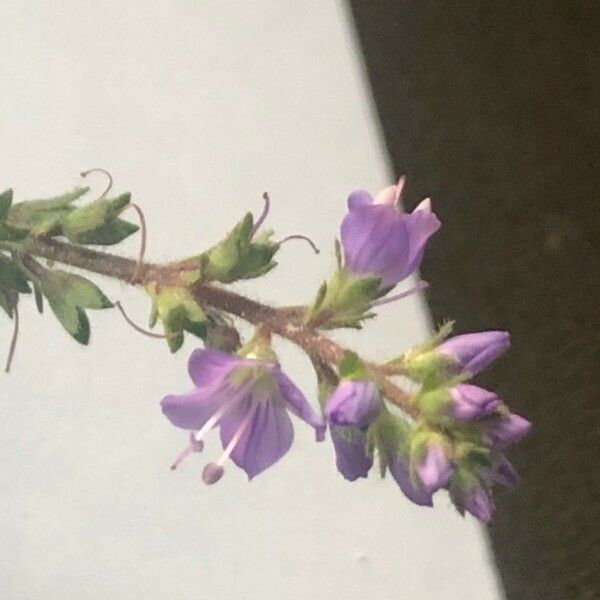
{"left": 389, "top": 453, "right": 434, "bottom": 506}
{"left": 463, "top": 482, "right": 495, "bottom": 523}
{"left": 484, "top": 413, "right": 531, "bottom": 448}
{"left": 340, "top": 177, "right": 441, "bottom": 289}
{"left": 413, "top": 441, "right": 455, "bottom": 494}
{"left": 437, "top": 331, "right": 510, "bottom": 375}
{"left": 325, "top": 380, "right": 382, "bottom": 428}
{"left": 330, "top": 426, "right": 373, "bottom": 481}
{"left": 448, "top": 384, "right": 501, "bottom": 421}
{"left": 486, "top": 454, "right": 519, "bottom": 489}
{"left": 161, "top": 349, "right": 325, "bottom": 482}
{"left": 450, "top": 472, "right": 495, "bottom": 523}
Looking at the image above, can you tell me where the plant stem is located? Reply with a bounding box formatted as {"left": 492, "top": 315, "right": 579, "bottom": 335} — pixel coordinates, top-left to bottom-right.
{"left": 21, "top": 236, "right": 417, "bottom": 417}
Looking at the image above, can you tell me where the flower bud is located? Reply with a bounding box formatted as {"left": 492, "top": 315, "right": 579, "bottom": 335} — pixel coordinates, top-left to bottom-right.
{"left": 437, "top": 331, "right": 510, "bottom": 375}
{"left": 325, "top": 380, "right": 382, "bottom": 428}
{"left": 484, "top": 412, "right": 531, "bottom": 447}
{"left": 411, "top": 432, "right": 454, "bottom": 494}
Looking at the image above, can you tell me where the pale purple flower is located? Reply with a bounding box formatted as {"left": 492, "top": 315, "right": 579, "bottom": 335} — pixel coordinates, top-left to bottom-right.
{"left": 448, "top": 384, "right": 501, "bottom": 420}
{"left": 161, "top": 349, "right": 325, "bottom": 482}
{"left": 484, "top": 413, "right": 531, "bottom": 448}
{"left": 462, "top": 482, "right": 495, "bottom": 523}
{"left": 414, "top": 441, "right": 455, "bottom": 494}
{"left": 389, "top": 453, "right": 434, "bottom": 506}
{"left": 325, "top": 380, "right": 382, "bottom": 427}
{"left": 486, "top": 454, "right": 519, "bottom": 489}
{"left": 330, "top": 426, "right": 373, "bottom": 481}
{"left": 340, "top": 177, "right": 441, "bottom": 290}
{"left": 437, "top": 331, "right": 510, "bottom": 375}
{"left": 450, "top": 472, "right": 495, "bottom": 523}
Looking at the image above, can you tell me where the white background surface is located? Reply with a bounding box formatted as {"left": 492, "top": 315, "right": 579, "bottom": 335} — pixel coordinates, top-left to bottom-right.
{"left": 0, "top": 2, "right": 502, "bottom": 598}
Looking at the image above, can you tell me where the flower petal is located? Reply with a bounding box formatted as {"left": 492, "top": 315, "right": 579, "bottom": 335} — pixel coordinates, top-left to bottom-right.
{"left": 400, "top": 198, "right": 441, "bottom": 278}
{"left": 325, "top": 380, "right": 382, "bottom": 428}
{"left": 274, "top": 369, "right": 326, "bottom": 440}
{"left": 341, "top": 204, "right": 411, "bottom": 288}
{"left": 187, "top": 348, "right": 243, "bottom": 389}
{"left": 330, "top": 426, "right": 373, "bottom": 481}
{"left": 347, "top": 190, "right": 373, "bottom": 210}
{"left": 389, "top": 454, "right": 433, "bottom": 507}
{"left": 161, "top": 387, "right": 230, "bottom": 431}
{"left": 439, "top": 331, "right": 510, "bottom": 375}
{"left": 219, "top": 394, "right": 294, "bottom": 480}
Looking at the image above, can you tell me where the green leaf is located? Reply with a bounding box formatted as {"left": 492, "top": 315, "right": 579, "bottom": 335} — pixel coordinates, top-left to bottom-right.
{"left": 0, "top": 287, "right": 17, "bottom": 318}
{"left": 68, "top": 218, "right": 138, "bottom": 245}
{"left": 44, "top": 291, "right": 91, "bottom": 344}
{"left": 0, "top": 189, "right": 13, "bottom": 220}
{"left": 39, "top": 270, "right": 112, "bottom": 344}
{"left": 0, "top": 255, "right": 31, "bottom": 293}
{"left": 55, "top": 272, "right": 113, "bottom": 309}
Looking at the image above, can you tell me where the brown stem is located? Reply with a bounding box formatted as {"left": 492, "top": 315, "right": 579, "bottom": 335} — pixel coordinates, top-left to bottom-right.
{"left": 4, "top": 303, "right": 20, "bottom": 373}
{"left": 21, "top": 236, "right": 416, "bottom": 416}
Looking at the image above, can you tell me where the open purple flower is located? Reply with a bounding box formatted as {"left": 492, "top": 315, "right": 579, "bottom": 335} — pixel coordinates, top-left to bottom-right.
{"left": 448, "top": 384, "right": 501, "bottom": 421}
{"left": 340, "top": 177, "right": 441, "bottom": 290}
{"left": 437, "top": 331, "right": 510, "bottom": 375}
{"left": 161, "top": 349, "right": 325, "bottom": 482}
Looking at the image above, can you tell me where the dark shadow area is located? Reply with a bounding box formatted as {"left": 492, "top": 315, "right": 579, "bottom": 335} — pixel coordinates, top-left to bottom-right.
{"left": 349, "top": 2, "right": 600, "bottom": 598}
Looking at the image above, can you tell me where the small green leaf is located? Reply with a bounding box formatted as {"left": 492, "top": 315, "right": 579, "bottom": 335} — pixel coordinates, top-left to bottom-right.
{"left": 0, "top": 255, "right": 31, "bottom": 293}
{"left": 0, "top": 189, "right": 13, "bottom": 220}
{"left": 39, "top": 270, "right": 112, "bottom": 344}
{"left": 43, "top": 288, "right": 90, "bottom": 344}
{"left": 0, "top": 287, "right": 17, "bottom": 318}
{"left": 56, "top": 272, "right": 113, "bottom": 309}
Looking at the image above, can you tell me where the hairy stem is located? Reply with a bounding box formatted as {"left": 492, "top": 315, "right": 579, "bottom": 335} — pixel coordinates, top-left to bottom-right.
{"left": 21, "top": 236, "right": 416, "bottom": 417}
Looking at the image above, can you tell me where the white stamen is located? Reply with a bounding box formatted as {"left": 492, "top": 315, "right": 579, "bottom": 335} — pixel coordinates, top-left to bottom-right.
{"left": 215, "top": 402, "right": 259, "bottom": 467}
{"left": 169, "top": 388, "right": 246, "bottom": 470}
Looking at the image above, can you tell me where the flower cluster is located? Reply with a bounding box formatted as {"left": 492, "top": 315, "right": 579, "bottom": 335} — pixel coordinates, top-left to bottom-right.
{"left": 159, "top": 178, "right": 530, "bottom": 523}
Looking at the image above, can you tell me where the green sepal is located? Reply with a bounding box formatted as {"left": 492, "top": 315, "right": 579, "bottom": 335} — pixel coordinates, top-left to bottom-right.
{"left": 0, "top": 255, "right": 31, "bottom": 294}
{"left": 369, "top": 409, "right": 413, "bottom": 478}
{"left": 0, "top": 189, "right": 13, "bottom": 220}
{"left": 146, "top": 283, "right": 207, "bottom": 353}
{"left": 306, "top": 268, "right": 382, "bottom": 329}
{"left": 338, "top": 350, "right": 370, "bottom": 380}
{"left": 61, "top": 193, "right": 131, "bottom": 239}
{"left": 309, "top": 355, "right": 339, "bottom": 410}
{"left": 40, "top": 270, "right": 113, "bottom": 344}
{"left": 9, "top": 187, "right": 90, "bottom": 235}
{"left": 198, "top": 213, "right": 279, "bottom": 283}
{"left": 69, "top": 218, "right": 139, "bottom": 245}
